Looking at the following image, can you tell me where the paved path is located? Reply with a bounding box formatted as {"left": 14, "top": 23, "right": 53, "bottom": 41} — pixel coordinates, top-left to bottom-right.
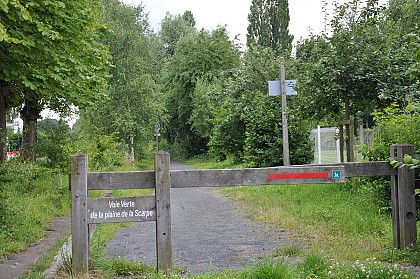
{"left": 105, "top": 161, "right": 287, "bottom": 274}
{"left": 0, "top": 215, "right": 70, "bottom": 279}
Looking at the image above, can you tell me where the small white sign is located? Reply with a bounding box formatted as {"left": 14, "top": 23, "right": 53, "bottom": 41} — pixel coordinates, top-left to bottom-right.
{"left": 268, "top": 80, "right": 297, "bottom": 96}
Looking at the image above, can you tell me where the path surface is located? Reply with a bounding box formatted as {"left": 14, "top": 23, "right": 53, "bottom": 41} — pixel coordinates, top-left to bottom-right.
{"left": 105, "top": 161, "right": 288, "bottom": 274}
{"left": 0, "top": 215, "right": 70, "bottom": 279}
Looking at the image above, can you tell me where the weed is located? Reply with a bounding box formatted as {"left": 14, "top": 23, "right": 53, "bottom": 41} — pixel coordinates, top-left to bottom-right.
{"left": 297, "top": 253, "right": 329, "bottom": 277}
{"left": 273, "top": 245, "right": 303, "bottom": 257}
{"left": 239, "top": 258, "right": 295, "bottom": 279}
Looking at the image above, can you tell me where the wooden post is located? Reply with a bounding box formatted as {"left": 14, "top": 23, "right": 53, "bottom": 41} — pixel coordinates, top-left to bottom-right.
{"left": 280, "top": 57, "right": 290, "bottom": 166}
{"left": 390, "top": 144, "right": 416, "bottom": 249}
{"left": 348, "top": 115, "right": 355, "bottom": 161}
{"left": 71, "top": 153, "right": 89, "bottom": 275}
{"left": 155, "top": 151, "right": 172, "bottom": 271}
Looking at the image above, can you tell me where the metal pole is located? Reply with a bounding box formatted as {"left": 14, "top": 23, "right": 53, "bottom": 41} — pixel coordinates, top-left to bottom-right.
{"left": 317, "top": 125, "right": 321, "bottom": 164}
{"left": 280, "top": 57, "right": 290, "bottom": 166}
{"left": 155, "top": 123, "right": 160, "bottom": 152}
{"left": 336, "top": 128, "right": 341, "bottom": 163}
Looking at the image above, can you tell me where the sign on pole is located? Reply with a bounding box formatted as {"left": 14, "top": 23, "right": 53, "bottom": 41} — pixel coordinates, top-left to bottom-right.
{"left": 268, "top": 80, "right": 297, "bottom": 96}
{"left": 280, "top": 58, "right": 290, "bottom": 166}
{"left": 268, "top": 59, "right": 297, "bottom": 166}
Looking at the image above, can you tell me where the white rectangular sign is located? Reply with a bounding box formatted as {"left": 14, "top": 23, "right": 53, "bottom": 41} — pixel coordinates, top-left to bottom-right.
{"left": 268, "top": 80, "right": 297, "bottom": 96}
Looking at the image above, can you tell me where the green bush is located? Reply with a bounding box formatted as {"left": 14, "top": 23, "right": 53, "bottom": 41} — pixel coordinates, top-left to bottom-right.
{"left": 209, "top": 47, "right": 313, "bottom": 167}
{"left": 357, "top": 104, "right": 420, "bottom": 205}
{"left": 360, "top": 103, "right": 420, "bottom": 161}
{"left": 67, "top": 132, "right": 126, "bottom": 171}
{"left": 242, "top": 94, "right": 314, "bottom": 167}
{"left": 36, "top": 119, "right": 72, "bottom": 171}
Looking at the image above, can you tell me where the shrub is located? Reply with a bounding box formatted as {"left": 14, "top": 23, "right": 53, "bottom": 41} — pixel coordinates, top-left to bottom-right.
{"left": 357, "top": 104, "right": 420, "bottom": 204}
{"left": 359, "top": 103, "right": 420, "bottom": 161}
{"left": 67, "top": 132, "right": 126, "bottom": 171}
{"left": 36, "top": 119, "right": 72, "bottom": 171}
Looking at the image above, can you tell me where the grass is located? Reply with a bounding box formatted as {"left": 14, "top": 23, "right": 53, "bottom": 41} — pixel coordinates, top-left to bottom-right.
{"left": 18, "top": 231, "right": 71, "bottom": 279}
{"left": 182, "top": 155, "right": 247, "bottom": 169}
{"left": 0, "top": 161, "right": 70, "bottom": 258}
{"left": 222, "top": 183, "right": 392, "bottom": 261}
{"left": 87, "top": 222, "right": 155, "bottom": 278}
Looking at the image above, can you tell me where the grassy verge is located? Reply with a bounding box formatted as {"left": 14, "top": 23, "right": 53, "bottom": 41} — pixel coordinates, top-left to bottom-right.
{"left": 0, "top": 160, "right": 70, "bottom": 259}
{"left": 18, "top": 230, "right": 71, "bottom": 279}
{"left": 223, "top": 183, "right": 392, "bottom": 261}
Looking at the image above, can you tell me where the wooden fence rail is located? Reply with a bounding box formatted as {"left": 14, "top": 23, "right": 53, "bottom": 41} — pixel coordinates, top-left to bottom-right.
{"left": 71, "top": 145, "right": 416, "bottom": 276}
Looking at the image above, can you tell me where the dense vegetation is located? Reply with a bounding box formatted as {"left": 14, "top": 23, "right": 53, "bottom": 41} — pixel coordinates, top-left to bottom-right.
{"left": 1, "top": 0, "right": 420, "bottom": 277}
{"left": 0, "top": 160, "right": 69, "bottom": 257}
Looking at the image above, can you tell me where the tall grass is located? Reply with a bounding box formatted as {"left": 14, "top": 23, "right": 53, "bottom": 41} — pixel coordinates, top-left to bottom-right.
{"left": 0, "top": 160, "right": 70, "bottom": 258}
{"left": 223, "top": 183, "right": 392, "bottom": 261}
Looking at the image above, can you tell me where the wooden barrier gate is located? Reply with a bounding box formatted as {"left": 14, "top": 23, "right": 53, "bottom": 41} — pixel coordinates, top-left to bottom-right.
{"left": 71, "top": 144, "right": 417, "bottom": 275}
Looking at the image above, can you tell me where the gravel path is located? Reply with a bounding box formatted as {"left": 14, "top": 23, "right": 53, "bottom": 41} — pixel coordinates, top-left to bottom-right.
{"left": 105, "top": 161, "right": 289, "bottom": 274}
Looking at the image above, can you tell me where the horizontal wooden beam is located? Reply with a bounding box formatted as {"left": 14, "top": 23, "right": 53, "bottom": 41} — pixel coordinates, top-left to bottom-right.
{"left": 86, "top": 161, "right": 397, "bottom": 190}
{"left": 88, "top": 171, "right": 155, "bottom": 190}
{"left": 171, "top": 166, "right": 345, "bottom": 188}
{"left": 340, "top": 161, "right": 396, "bottom": 177}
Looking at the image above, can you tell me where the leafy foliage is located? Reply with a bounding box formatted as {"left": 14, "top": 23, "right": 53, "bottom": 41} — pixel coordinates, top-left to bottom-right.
{"left": 69, "top": 122, "right": 126, "bottom": 171}
{"left": 407, "top": 32, "right": 420, "bottom": 80}
{"left": 82, "top": 0, "right": 165, "bottom": 160}
{"left": 0, "top": 0, "right": 111, "bottom": 160}
{"left": 360, "top": 104, "right": 420, "bottom": 161}
{"left": 210, "top": 46, "right": 313, "bottom": 167}
{"left": 358, "top": 104, "right": 420, "bottom": 206}
{"left": 247, "top": 0, "right": 293, "bottom": 56}
{"left": 159, "top": 11, "right": 196, "bottom": 56}
{"left": 164, "top": 27, "right": 240, "bottom": 157}
{"left": 36, "top": 119, "right": 71, "bottom": 171}
{"left": 295, "top": 0, "right": 420, "bottom": 126}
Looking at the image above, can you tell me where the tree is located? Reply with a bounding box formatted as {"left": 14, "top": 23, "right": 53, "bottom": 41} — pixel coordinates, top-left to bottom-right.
{"left": 295, "top": 0, "right": 420, "bottom": 127}
{"left": 0, "top": 0, "right": 111, "bottom": 160}
{"left": 247, "top": 0, "right": 294, "bottom": 56}
{"left": 80, "top": 0, "right": 165, "bottom": 160}
{"left": 159, "top": 11, "right": 196, "bottom": 56}
{"left": 164, "top": 27, "right": 240, "bottom": 157}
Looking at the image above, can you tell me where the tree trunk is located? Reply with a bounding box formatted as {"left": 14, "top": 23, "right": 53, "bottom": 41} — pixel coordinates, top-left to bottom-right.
{"left": 21, "top": 95, "right": 42, "bottom": 161}
{"left": 0, "top": 81, "right": 9, "bottom": 161}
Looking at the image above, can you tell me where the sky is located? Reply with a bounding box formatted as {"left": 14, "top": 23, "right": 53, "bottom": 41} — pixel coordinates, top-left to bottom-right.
{"left": 122, "top": 0, "right": 341, "bottom": 47}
